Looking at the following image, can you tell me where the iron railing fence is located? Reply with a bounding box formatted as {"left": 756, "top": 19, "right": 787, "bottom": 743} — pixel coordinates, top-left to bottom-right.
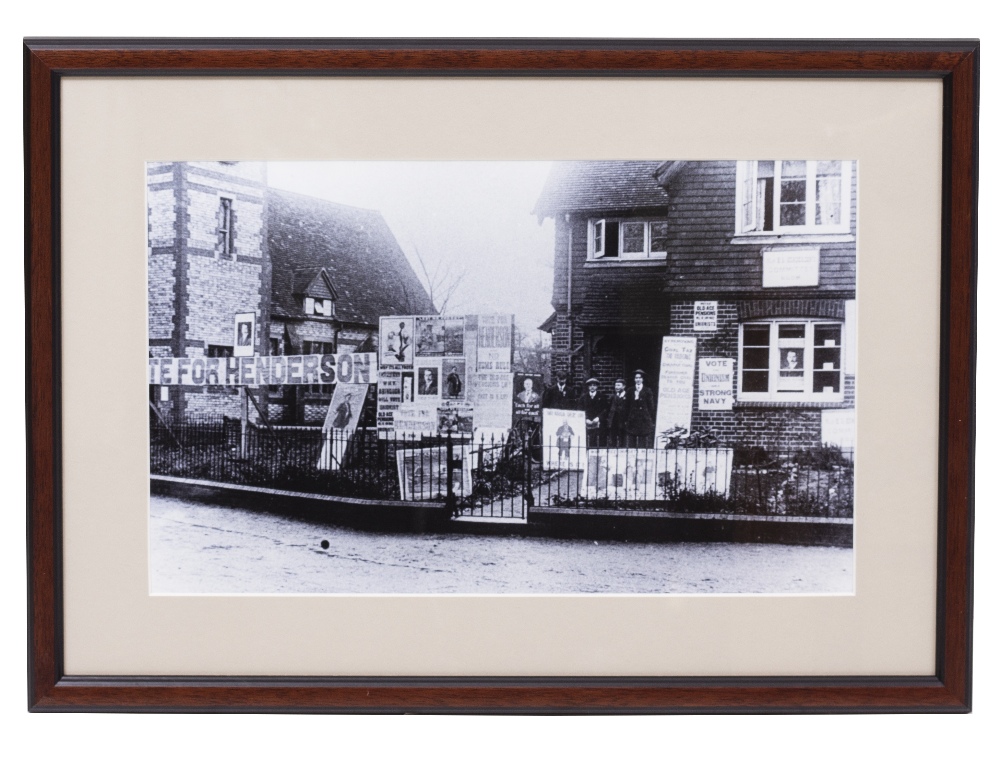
{"left": 149, "top": 418, "right": 854, "bottom": 519}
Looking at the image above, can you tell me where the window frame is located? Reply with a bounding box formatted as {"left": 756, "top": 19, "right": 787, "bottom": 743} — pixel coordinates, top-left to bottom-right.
{"left": 737, "top": 319, "right": 845, "bottom": 403}
{"left": 588, "top": 217, "right": 669, "bottom": 261}
{"left": 735, "top": 160, "right": 852, "bottom": 236}
{"left": 217, "top": 195, "right": 234, "bottom": 258}
{"left": 303, "top": 297, "right": 333, "bottom": 317}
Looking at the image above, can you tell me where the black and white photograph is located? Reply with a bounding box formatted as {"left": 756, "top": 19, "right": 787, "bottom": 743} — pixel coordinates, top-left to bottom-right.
{"left": 148, "top": 159, "right": 856, "bottom": 595}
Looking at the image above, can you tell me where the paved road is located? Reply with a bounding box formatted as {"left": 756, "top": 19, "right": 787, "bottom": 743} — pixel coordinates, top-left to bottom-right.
{"left": 150, "top": 494, "right": 854, "bottom": 594}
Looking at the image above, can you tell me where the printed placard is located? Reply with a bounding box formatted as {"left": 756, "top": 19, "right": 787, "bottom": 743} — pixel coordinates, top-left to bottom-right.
{"left": 822, "top": 408, "right": 856, "bottom": 450}
{"left": 379, "top": 316, "right": 414, "bottom": 368}
{"left": 396, "top": 446, "right": 471, "bottom": 501}
{"left": 692, "top": 301, "right": 718, "bottom": 332}
{"left": 441, "top": 357, "right": 467, "bottom": 401}
{"left": 148, "top": 353, "right": 376, "bottom": 386}
{"left": 654, "top": 336, "right": 697, "bottom": 444}
{"left": 437, "top": 404, "right": 474, "bottom": 436}
{"left": 698, "top": 357, "right": 734, "bottom": 410}
{"left": 468, "top": 372, "right": 514, "bottom": 429}
{"left": 541, "top": 408, "right": 587, "bottom": 473}
{"left": 376, "top": 369, "right": 403, "bottom": 431}
{"left": 475, "top": 313, "right": 513, "bottom": 372}
{"left": 317, "top": 383, "right": 368, "bottom": 471}
{"left": 392, "top": 405, "right": 438, "bottom": 437}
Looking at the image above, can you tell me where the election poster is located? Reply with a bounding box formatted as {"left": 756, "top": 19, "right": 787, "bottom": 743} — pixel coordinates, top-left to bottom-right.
{"left": 233, "top": 311, "right": 256, "bottom": 357}
{"left": 463, "top": 315, "right": 478, "bottom": 368}
{"left": 441, "top": 358, "right": 467, "bottom": 401}
{"left": 698, "top": 357, "right": 734, "bottom": 410}
{"left": 542, "top": 408, "right": 587, "bottom": 473}
{"left": 692, "top": 301, "right": 718, "bottom": 332}
{"left": 653, "top": 337, "right": 697, "bottom": 445}
{"left": 376, "top": 369, "right": 404, "bottom": 431}
{"left": 414, "top": 357, "right": 442, "bottom": 404}
{"left": 392, "top": 405, "right": 438, "bottom": 437}
{"left": 396, "top": 445, "right": 471, "bottom": 501}
{"left": 414, "top": 316, "right": 463, "bottom": 356}
{"left": 585, "top": 447, "right": 733, "bottom": 499}
{"left": 437, "top": 404, "right": 474, "bottom": 436}
{"left": 148, "top": 353, "right": 377, "bottom": 386}
{"left": 468, "top": 372, "right": 513, "bottom": 430}
{"left": 475, "top": 313, "right": 513, "bottom": 373}
{"left": 379, "top": 316, "right": 414, "bottom": 368}
{"left": 512, "top": 373, "right": 542, "bottom": 421}
{"left": 317, "top": 383, "right": 368, "bottom": 471}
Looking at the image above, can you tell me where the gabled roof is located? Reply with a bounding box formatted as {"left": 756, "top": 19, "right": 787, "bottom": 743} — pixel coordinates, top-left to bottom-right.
{"left": 267, "top": 189, "right": 436, "bottom": 325}
{"left": 533, "top": 161, "right": 675, "bottom": 218}
{"left": 292, "top": 267, "right": 337, "bottom": 300}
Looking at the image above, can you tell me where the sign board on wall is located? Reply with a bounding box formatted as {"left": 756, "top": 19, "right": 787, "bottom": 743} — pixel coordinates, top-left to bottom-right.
{"left": 762, "top": 247, "right": 820, "bottom": 288}
{"left": 821, "top": 408, "right": 856, "bottom": 450}
{"left": 654, "top": 337, "right": 697, "bottom": 443}
{"left": 692, "top": 301, "right": 718, "bottom": 331}
{"left": 148, "top": 353, "right": 376, "bottom": 386}
{"left": 698, "top": 357, "right": 734, "bottom": 410}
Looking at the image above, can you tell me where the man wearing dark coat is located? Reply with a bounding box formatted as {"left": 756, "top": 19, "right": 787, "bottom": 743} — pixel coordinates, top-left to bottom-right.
{"left": 605, "top": 377, "right": 629, "bottom": 446}
{"left": 578, "top": 377, "right": 607, "bottom": 447}
{"left": 542, "top": 370, "right": 577, "bottom": 410}
{"left": 625, "top": 369, "right": 656, "bottom": 447}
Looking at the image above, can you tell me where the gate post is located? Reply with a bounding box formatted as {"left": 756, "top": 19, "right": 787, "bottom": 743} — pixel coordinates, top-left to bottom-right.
{"left": 445, "top": 431, "right": 456, "bottom": 512}
{"left": 524, "top": 434, "right": 534, "bottom": 508}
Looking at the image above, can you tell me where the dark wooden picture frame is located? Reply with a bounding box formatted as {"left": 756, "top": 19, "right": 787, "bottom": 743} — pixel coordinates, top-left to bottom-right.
{"left": 25, "top": 38, "right": 978, "bottom": 714}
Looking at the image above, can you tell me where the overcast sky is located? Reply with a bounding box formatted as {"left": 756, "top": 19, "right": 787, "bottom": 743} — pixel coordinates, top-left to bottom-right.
{"left": 267, "top": 162, "right": 556, "bottom": 333}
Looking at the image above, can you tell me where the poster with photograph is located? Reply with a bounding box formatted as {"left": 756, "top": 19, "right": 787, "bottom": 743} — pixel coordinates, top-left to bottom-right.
{"left": 232, "top": 312, "right": 256, "bottom": 357}
{"left": 437, "top": 404, "right": 474, "bottom": 436}
{"left": 379, "top": 316, "right": 414, "bottom": 368}
{"left": 463, "top": 315, "right": 478, "bottom": 368}
{"left": 414, "top": 358, "right": 442, "bottom": 403}
{"left": 513, "top": 372, "right": 543, "bottom": 421}
{"left": 441, "top": 358, "right": 467, "bottom": 401}
{"left": 475, "top": 313, "right": 513, "bottom": 372}
{"left": 541, "top": 408, "right": 587, "bottom": 472}
{"left": 396, "top": 445, "right": 471, "bottom": 501}
{"left": 468, "top": 371, "right": 513, "bottom": 429}
{"left": 317, "top": 383, "right": 368, "bottom": 471}
{"left": 415, "top": 316, "right": 441, "bottom": 356}
{"left": 441, "top": 317, "right": 465, "bottom": 356}
{"left": 584, "top": 448, "right": 733, "bottom": 499}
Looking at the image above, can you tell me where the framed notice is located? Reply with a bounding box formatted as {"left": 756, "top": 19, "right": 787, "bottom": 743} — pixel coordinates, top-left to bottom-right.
{"left": 26, "top": 39, "right": 977, "bottom": 714}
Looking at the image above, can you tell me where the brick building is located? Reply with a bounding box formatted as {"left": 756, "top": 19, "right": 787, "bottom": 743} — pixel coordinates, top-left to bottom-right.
{"left": 534, "top": 160, "right": 857, "bottom": 450}
{"left": 147, "top": 161, "right": 434, "bottom": 424}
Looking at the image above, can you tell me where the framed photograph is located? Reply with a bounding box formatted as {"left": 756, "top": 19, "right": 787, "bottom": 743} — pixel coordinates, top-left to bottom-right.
{"left": 26, "top": 39, "right": 977, "bottom": 713}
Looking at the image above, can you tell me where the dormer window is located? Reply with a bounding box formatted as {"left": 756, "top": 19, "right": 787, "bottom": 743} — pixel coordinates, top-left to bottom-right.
{"left": 589, "top": 218, "right": 668, "bottom": 261}
{"left": 304, "top": 297, "right": 333, "bottom": 317}
{"left": 736, "top": 160, "right": 852, "bottom": 235}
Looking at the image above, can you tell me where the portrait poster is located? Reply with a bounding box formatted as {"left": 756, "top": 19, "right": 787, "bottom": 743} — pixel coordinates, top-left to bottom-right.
{"left": 413, "top": 357, "right": 442, "bottom": 403}
{"left": 475, "top": 313, "right": 513, "bottom": 372}
{"left": 654, "top": 336, "right": 697, "bottom": 444}
{"left": 468, "top": 371, "right": 514, "bottom": 429}
{"left": 441, "top": 357, "right": 467, "bottom": 401}
{"left": 396, "top": 445, "right": 471, "bottom": 501}
{"left": 541, "top": 408, "right": 587, "bottom": 473}
{"left": 379, "top": 315, "right": 414, "bottom": 369}
{"left": 317, "top": 382, "right": 367, "bottom": 471}
{"left": 232, "top": 311, "right": 255, "bottom": 357}
{"left": 513, "top": 372, "right": 543, "bottom": 421}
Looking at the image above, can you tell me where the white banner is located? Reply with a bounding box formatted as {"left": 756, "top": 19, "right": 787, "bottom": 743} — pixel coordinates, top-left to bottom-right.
{"left": 654, "top": 337, "right": 697, "bottom": 444}
{"left": 698, "top": 357, "right": 734, "bottom": 410}
{"left": 149, "top": 353, "right": 376, "bottom": 386}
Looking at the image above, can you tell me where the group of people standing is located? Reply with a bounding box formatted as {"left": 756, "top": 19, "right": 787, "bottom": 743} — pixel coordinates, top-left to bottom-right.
{"left": 542, "top": 369, "right": 657, "bottom": 447}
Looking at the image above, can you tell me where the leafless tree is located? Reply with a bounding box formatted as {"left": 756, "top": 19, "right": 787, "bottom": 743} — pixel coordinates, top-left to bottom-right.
{"left": 410, "top": 244, "right": 467, "bottom": 315}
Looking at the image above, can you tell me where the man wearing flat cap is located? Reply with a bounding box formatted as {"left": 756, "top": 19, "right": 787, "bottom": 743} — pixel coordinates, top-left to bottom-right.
{"left": 578, "top": 377, "right": 607, "bottom": 446}
{"left": 542, "top": 369, "right": 577, "bottom": 411}
{"left": 626, "top": 369, "right": 656, "bottom": 447}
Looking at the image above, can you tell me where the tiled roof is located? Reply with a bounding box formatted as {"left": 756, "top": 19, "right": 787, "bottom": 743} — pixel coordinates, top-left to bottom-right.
{"left": 533, "top": 161, "right": 673, "bottom": 218}
{"left": 267, "top": 189, "right": 435, "bottom": 325}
